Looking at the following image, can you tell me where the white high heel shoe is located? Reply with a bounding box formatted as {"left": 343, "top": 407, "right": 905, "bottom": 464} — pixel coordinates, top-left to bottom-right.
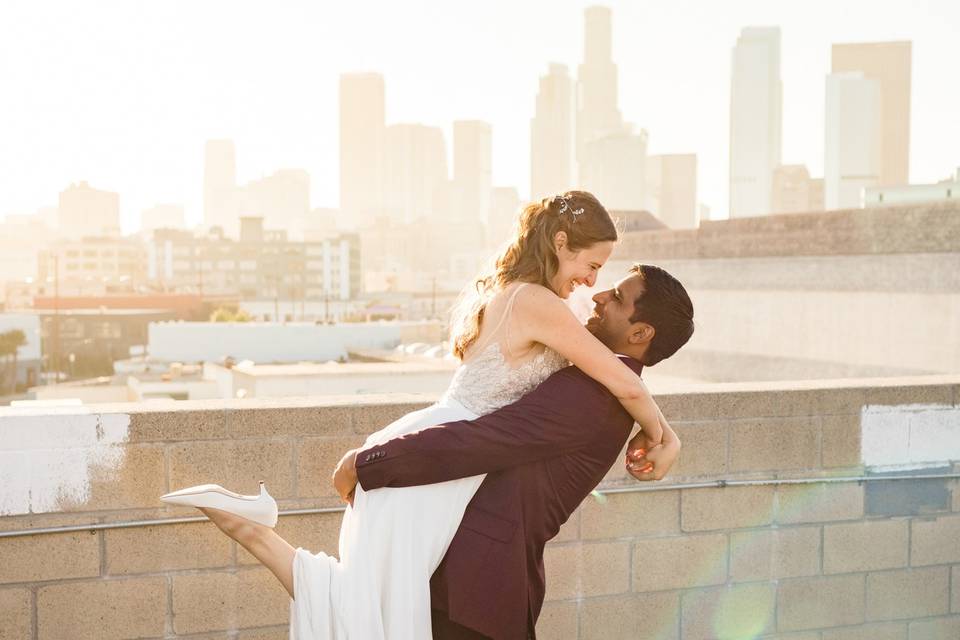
{"left": 160, "top": 480, "right": 279, "bottom": 528}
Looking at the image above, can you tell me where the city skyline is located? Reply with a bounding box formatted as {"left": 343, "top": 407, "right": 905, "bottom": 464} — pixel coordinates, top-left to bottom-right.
{"left": 1, "top": 0, "right": 958, "bottom": 232}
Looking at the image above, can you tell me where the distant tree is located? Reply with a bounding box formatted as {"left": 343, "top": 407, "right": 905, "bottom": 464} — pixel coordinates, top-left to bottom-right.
{"left": 210, "top": 307, "right": 251, "bottom": 323}
{"left": 210, "top": 307, "right": 235, "bottom": 322}
{"left": 0, "top": 329, "right": 27, "bottom": 394}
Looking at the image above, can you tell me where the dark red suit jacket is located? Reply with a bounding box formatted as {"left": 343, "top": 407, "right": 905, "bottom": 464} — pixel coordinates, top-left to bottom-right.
{"left": 356, "top": 357, "right": 642, "bottom": 640}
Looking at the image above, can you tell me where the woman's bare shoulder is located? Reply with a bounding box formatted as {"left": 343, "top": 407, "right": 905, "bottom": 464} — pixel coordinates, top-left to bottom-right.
{"left": 514, "top": 282, "right": 565, "bottom": 311}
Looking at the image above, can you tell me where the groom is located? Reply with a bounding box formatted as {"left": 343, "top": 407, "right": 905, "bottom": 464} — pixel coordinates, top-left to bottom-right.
{"left": 337, "top": 264, "right": 694, "bottom": 640}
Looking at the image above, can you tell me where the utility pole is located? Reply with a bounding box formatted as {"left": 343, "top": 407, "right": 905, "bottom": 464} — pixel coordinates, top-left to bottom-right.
{"left": 52, "top": 254, "right": 60, "bottom": 385}
{"left": 431, "top": 277, "right": 437, "bottom": 319}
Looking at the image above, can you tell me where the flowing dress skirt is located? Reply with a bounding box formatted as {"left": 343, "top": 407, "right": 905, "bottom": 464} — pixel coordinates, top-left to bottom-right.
{"left": 289, "top": 396, "right": 482, "bottom": 639}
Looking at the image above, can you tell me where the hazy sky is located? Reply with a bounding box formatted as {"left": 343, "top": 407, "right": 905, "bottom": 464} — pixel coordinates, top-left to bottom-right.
{"left": 1, "top": 0, "right": 958, "bottom": 232}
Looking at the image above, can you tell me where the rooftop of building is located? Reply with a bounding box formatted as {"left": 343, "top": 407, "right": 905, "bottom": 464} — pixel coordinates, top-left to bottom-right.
{"left": 615, "top": 200, "right": 960, "bottom": 260}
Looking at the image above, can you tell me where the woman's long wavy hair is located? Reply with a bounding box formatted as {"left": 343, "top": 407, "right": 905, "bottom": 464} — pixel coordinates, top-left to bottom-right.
{"left": 450, "top": 190, "right": 617, "bottom": 360}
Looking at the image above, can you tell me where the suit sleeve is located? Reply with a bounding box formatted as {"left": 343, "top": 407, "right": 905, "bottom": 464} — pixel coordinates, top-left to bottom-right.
{"left": 356, "top": 368, "right": 617, "bottom": 490}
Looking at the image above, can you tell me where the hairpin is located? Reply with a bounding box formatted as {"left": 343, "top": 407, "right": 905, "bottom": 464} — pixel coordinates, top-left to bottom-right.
{"left": 557, "top": 195, "right": 584, "bottom": 221}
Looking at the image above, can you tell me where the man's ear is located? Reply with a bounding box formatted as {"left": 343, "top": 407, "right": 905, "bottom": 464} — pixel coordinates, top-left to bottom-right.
{"left": 628, "top": 322, "right": 655, "bottom": 345}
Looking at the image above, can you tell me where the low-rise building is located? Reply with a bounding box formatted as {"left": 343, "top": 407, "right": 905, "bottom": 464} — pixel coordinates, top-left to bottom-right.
{"left": 147, "top": 218, "right": 360, "bottom": 303}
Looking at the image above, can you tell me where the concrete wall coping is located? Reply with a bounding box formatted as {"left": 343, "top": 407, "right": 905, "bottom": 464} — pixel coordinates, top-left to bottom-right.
{"left": 3, "top": 374, "right": 958, "bottom": 419}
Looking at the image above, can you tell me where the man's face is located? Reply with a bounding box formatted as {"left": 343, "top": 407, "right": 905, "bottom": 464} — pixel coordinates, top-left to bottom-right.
{"left": 585, "top": 274, "right": 645, "bottom": 352}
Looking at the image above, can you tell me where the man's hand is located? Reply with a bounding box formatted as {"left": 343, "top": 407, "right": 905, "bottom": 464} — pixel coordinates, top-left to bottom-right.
{"left": 332, "top": 449, "right": 359, "bottom": 506}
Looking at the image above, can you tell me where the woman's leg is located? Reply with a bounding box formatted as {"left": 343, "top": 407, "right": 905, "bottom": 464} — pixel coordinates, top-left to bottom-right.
{"left": 199, "top": 507, "right": 297, "bottom": 599}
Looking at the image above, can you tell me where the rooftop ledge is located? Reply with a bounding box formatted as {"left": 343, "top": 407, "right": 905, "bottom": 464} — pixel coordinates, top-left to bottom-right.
{"left": 0, "top": 374, "right": 958, "bottom": 522}
{"left": 2, "top": 376, "right": 960, "bottom": 640}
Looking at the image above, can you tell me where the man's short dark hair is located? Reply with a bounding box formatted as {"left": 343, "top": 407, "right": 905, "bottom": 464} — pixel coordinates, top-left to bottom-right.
{"left": 628, "top": 264, "right": 694, "bottom": 366}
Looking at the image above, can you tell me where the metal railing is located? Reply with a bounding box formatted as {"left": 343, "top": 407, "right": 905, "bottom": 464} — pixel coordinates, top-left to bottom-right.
{"left": 2, "top": 472, "right": 958, "bottom": 539}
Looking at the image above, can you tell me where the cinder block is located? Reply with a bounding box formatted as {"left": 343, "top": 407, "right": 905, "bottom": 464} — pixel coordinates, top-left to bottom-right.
{"left": 126, "top": 407, "right": 228, "bottom": 442}
{"left": 535, "top": 600, "right": 578, "bottom": 640}
{"left": 823, "top": 519, "right": 908, "bottom": 574}
{"left": 543, "top": 541, "right": 630, "bottom": 601}
{"left": 651, "top": 392, "right": 716, "bottom": 422}
{"left": 580, "top": 490, "right": 679, "bottom": 540}
{"left": 729, "top": 417, "right": 820, "bottom": 473}
{"left": 680, "top": 583, "right": 775, "bottom": 640}
{"left": 0, "top": 530, "right": 100, "bottom": 584}
{"left": 777, "top": 481, "right": 863, "bottom": 524}
{"left": 351, "top": 400, "right": 433, "bottom": 435}
{"left": 729, "top": 526, "right": 820, "bottom": 581}
{"left": 821, "top": 622, "right": 906, "bottom": 640}
{"left": 777, "top": 574, "right": 865, "bottom": 631}
{"left": 681, "top": 486, "right": 774, "bottom": 532}
{"left": 54, "top": 444, "right": 167, "bottom": 512}
{"left": 296, "top": 436, "right": 367, "bottom": 499}
{"left": 632, "top": 533, "right": 727, "bottom": 592}
{"left": 580, "top": 591, "right": 680, "bottom": 640}
{"left": 0, "top": 588, "right": 31, "bottom": 640}
{"left": 227, "top": 403, "right": 354, "bottom": 438}
{"left": 671, "top": 421, "right": 728, "bottom": 477}
{"left": 235, "top": 627, "right": 290, "bottom": 640}
{"left": 866, "top": 566, "right": 950, "bottom": 621}
{"left": 168, "top": 439, "right": 294, "bottom": 499}
{"left": 239, "top": 511, "right": 342, "bottom": 565}
{"left": 954, "top": 566, "right": 960, "bottom": 613}
{"left": 910, "top": 514, "right": 960, "bottom": 566}
{"left": 821, "top": 414, "right": 863, "bottom": 468}
{"left": 105, "top": 521, "right": 232, "bottom": 575}
{"left": 37, "top": 577, "right": 166, "bottom": 640}
{"left": 907, "top": 616, "right": 960, "bottom": 640}
{"left": 171, "top": 567, "right": 289, "bottom": 634}
{"left": 864, "top": 384, "right": 954, "bottom": 407}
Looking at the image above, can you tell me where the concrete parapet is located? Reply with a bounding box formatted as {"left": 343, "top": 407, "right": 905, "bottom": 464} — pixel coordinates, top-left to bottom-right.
{"left": 0, "top": 376, "right": 958, "bottom": 638}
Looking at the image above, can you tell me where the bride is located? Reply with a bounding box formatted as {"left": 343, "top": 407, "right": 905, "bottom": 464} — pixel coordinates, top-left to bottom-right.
{"left": 161, "top": 190, "right": 667, "bottom": 638}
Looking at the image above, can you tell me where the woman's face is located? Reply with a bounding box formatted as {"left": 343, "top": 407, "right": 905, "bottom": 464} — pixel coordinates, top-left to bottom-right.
{"left": 550, "top": 237, "right": 615, "bottom": 299}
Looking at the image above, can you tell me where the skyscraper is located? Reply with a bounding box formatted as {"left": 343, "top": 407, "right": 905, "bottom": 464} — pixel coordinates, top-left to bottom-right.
{"left": 771, "top": 165, "right": 824, "bottom": 214}
{"left": 203, "top": 139, "right": 237, "bottom": 235}
{"left": 831, "top": 41, "right": 912, "bottom": 187}
{"left": 579, "top": 129, "right": 647, "bottom": 211}
{"left": 530, "top": 63, "right": 576, "bottom": 200}
{"left": 825, "top": 72, "right": 882, "bottom": 210}
{"left": 239, "top": 169, "right": 311, "bottom": 233}
{"left": 646, "top": 154, "right": 699, "bottom": 229}
{"left": 452, "top": 120, "right": 492, "bottom": 225}
{"left": 340, "top": 73, "right": 386, "bottom": 229}
{"left": 729, "top": 27, "right": 782, "bottom": 218}
{"left": 577, "top": 6, "right": 623, "bottom": 178}
{"left": 141, "top": 204, "right": 185, "bottom": 233}
{"left": 488, "top": 186, "right": 521, "bottom": 250}
{"left": 58, "top": 181, "right": 121, "bottom": 239}
{"left": 383, "top": 124, "right": 449, "bottom": 224}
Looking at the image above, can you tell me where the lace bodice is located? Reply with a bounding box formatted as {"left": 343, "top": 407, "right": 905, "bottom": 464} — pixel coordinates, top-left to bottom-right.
{"left": 441, "top": 282, "right": 568, "bottom": 415}
{"left": 442, "top": 341, "right": 568, "bottom": 415}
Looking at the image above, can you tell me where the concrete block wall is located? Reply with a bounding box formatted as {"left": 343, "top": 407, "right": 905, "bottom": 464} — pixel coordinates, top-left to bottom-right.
{"left": 614, "top": 201, "right": 960, "bottom": 261}
{"left": 1, "top": 380, "right": 959, "bottom": 639}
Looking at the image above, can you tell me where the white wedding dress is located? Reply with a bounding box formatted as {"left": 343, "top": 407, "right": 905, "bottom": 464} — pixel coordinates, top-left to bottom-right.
{"left": 289, "top": 283, "right": 567, "bottom": 639}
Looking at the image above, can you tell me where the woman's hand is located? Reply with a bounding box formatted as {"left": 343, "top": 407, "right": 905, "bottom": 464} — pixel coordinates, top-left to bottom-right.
{"left": 332, "top": 449, "right": 359, "bottom": 506}
{"left": 626, "top": 441, "right": 679, "bottom": 481}
{"left": 625, "top": 423, "right": 681, "bottom": 481}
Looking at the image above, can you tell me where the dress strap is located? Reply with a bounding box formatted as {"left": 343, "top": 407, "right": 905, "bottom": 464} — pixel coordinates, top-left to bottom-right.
{"left": 470, "top": 282, "right": 528, "bottom": 357}
{"left": 503, "top": 283, "right": 528, "bottom": 359}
